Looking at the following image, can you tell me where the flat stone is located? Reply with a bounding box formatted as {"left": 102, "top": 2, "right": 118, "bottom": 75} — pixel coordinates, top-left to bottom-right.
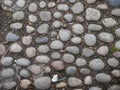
{"left": 99, "top": 32, "right": 114, "bottom": 43}
{"left": 88, "top": 24, "right": 102, "bottom": 31}
{"left": 89, "top": 59, "right": 105, "bottom": 70}
{"left": 63, "top": 53, "right": 75, "bottom": 63}
{"left": 12, "top": 11, "right": 25, "bottom": 20}
{"left": 28, "top": 3, "right": 38, "bottom": 12}
{"left": 10, "top": 43, "right": 22, "bottom": 53}
{"left": 50, "top": 40, "right": 64, "bottom": 50}
{"left": 59, "top": 29, "right": 71, "bottom": 41}
{"left": 1, "top": 57, "right": 13, "bottom": 66}
{"left": 16, "top": 0, "right": 25, "bottom": 8}
{"left": 35, "top": 55, "right": 50, "bottom": 63}
{"left": 51, "top": 61, "right": 64, "bottom": 71}
{"left": 97, "top": 4, "right": 108, "bottom": 10}
{"left": 6, "top": 32, "right": 19, "bottom": 42}
{"left": 39, "top": 11, "right": 51, "bottom": 21}
{"left": 38, "top": 45, "right": 49, "bottom": 53}
{"left": 22, "top": 35, "right": 32, "bottom": 45}
{"left": 84, "top": 34, "right": 96, "bottom": 46}
{"left": 72, "top": 24, "right": 84, "bottom": 34}
{"left": 57, "top": 4, "right": 69, "bottom": 11}
{"left": 34, "top": 77, "right": 51, "bottom": 89}
{"left": 75, "top": 58, "right": 87, "bottom": 67}
{"left": 82, "top": 48, "right": 94, "bottom": 57}
{"left": 66, "top": 66, "right": 77, "bottom": 75}
{"left": 26, "top": 47, "right": 36, "bottom": 58}
{"left": 0, "top": 45, "right": 6, "bottom": 55}
{"left": 68, "top": 77, "right": 82, "bottom": 87}
{"left": 95, "top": 73, "right": 111, "bottom": 83}
{"left": 35, "top": 37, "right": 48, "bottom": 44}
{"left": 111, "top": 9, "right": 120, "bottom": 17}
{"left": 97, "top": 46, "right": 109, "bottom": 56}
{"left": 2, "top": 68, "right": 15, "bottom": 78}
{"left": 87, "top": 0, "right": 96, "bottom": 4}
{"left": 86, "top": 8, "right": 101, "bottom": 21}
{"left": 37, "top": 24, "right": 49, "bottom": 34}
{"left": 66, "top": 46, "right": 79, "bottom": 54}
{"left": 107, "top": 58, "right": 119, "bottom": 67}
{"left": 80, "top": 68, "right": 91, "bottom": 75}
{"left": 16, "top": 58, "right": 30, "bottom": 66}
{"left": 71, "top": 2, "right": 84, "bottom": 14}
{"left": 102, "top": 18, "right": 117, "bottom": 28}
{"left": 3, "top": 82, "right": 16, "bottom": 90}
{"left": 10, "top": 23, "right": 23, "bottom": 29}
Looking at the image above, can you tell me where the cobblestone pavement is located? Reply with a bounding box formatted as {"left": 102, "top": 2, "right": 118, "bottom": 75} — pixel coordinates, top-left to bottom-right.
{"left": 0, "top": 0, "right": 120, "bottom": 90}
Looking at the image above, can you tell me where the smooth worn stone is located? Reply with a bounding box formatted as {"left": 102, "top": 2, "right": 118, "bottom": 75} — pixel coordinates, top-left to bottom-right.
{"left": 97, "top": 46, "right": 109, "bottom": 56}
{"left": 47, "top": 2, "right": 56, "bottom": 8}
{"left": 39, "top": 11, "right": 51, "bottom": 21}
{"left": 3, "top": 82, "right": 16, "bottom": 90}
{"left": 111, "top": 70, "right": 120, "bottom": 77}
{"left": 80, "top": 68, "right": 91, "bottom": 75}
{"left": 87, "top": 0, "right": 96, "bottom": 4}
{"left": 86, "top": 8, "right": 101, "bottom": 21}
{"left": 35, "top": 37, "right": 48, "bottom": 44}
{"left": 27, "top": 64, "right": 42, "bottom": 74}
{"left": 89, "top": 87, "right": 102, "bottom": 90}
{"left": 19, "top": 69, "right": 30, "bottom": 78}
{"left": 28, "top": 3, "right": 38, "bottom": 12}
{"left": 89, "top": 59, "right": 105, "bottom": 70}
{"left": 26, "top": 47, "right": 36, "bottom": 58}
{"left": 66, "top": 66, "right": 77, "bottom": 75}
{"left": 82, "top": 48, "right": 94, "bottom": 57}
{"left": 12, "top": 11, "right": 25, "bottom": 20}
{"left": 34, "top": 77, "right": 51, "bottom": 89}
{"left": 75, "top": 58, "right": 87, "bottom": 67}
{"left": 16, "top": 58, "right": 30, "bottom": 66}
{"left": 71, "top": 2, "right": 84, "bottom": 14}
{"left": 107, "top": 58, "right": 119, "bottom": 67}
{"left": 28, "top": 15, "right": 37, "bottom": 23}
{"left": 38, "top": 45, "right": 49, "bottom": 53}
{"left": 10, "top": 23, "right": 23, "bottom": 29}
{"left": 97, "top": 4, "right": 108, "bottom": 10}
{"left": 53, "top": 11, "right": 62, "bottom": 19}
{"left": 4, "top": 0, "right": 13, "bottom": 6}
{"left": 115, "top": 28, "right": 120, "bottom": 37}
{"left": 71, "top": 37, "right": 81, "bottom": 44}
{"left": 66, "top": 46, "right": 79, "bottom": 54}
{"left": 10, "top": 43, "right": 22, "bottom": 53}
{"left": 99, "top": 32, "right": 114, "bottom": 43}
{"left": 84, "top": 76, "right": 92, "bottom": 85}
{"left": 56, "top": 82, "right": 67, "bottom": 88}
{"left": 111, "top": 9, "right": 120, "bottom": 17}
{"left": 51, "top": 52, "right": 61, "bottom": 59}
{"left": 2, "top": 68, "right": 15, "bottom": 78}
{"left": 35, "top": 55, "right": 50, "bottom": 63}
{"left": 20, "top": 79, "right": 31, "bottom": 89}
{"left": 16, "top": 0, "right": 25, "bottom": 8}
{"left": 51, "top": 61, "right": 64, "bottom": 71}
{"left": 51, "top": 31, "right": 57, "bottom": 38}
{"left": 52, "top": 21, "right": 61, "bottom": 28}
{"left": 84, "top": 34, "right": 96, "bottom": 46}
{"left": 88, "top": 24, "right": 102, "bottom": 31}
{"left": 44, "top": 66, "right": 51, "bottom": 73}
{"left": 26, "top": 25, "right": 35, "bottom": 33}
{"left": 113, "top": 51, "right": 120, "bottom": 58}
{"left": 95, "top": 73, "right": 111, "bottom": 83}
{"left": 50, "top": 40, "right": 64, "bottom": 50}
{"left": 63, "top": 53, "right": 75, "bottom": 63}
{"left": 6, "top": 32, "right": 19, "bottom": 42}
{"left": 72, "top": 24, "right": 84, "bottom": 34}
{"left": 68, "top": 77, "right": 82, "bottom": 87}
{"left": 57, "top": 4, "right": 69, "bottom": 11}
{"left": 108, "top": 85, "right": 120, "bottom": 90}
{"left": 0, "top": 45, "right": 6, "bottom": 55}
{"left": 76, "top": 16, "right": 84, "bottom": 22}
{"left": 115, "top": 41, "right": 120, "bottom": 50}
{"left": 39, "top": 1, "right": 46, "bottom": 8}
{"left": 69, "top": 0, "right": 76, "bottom": 3}
{"left": 64, "top": 14, "right": 73, "bottom": 22}
{"left": 22, "top": 35, "right": 32, "bottom": 45}
{"left": 1, "top": 57, "right": 13, "bottom": 66}
{"left": 102, "top": 18, "right": 117, "bottom": 28}
{"left": 37, "top": 24, "right": 49, "bottom": 34}
{"left": 59, "top": 29, "right": 71, "bottom": 41}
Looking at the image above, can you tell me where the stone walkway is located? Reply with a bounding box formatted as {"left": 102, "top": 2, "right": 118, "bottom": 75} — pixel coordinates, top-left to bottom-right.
{"left": 0, "top": 0, "right": 120, "bottom": 90}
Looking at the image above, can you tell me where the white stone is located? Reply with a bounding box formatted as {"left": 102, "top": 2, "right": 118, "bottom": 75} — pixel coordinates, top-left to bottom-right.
{"left": 71, "top": 37, "right": 81, "bottom": 44}
{"left": 87, "top": 0, "right": 96, "bottom": 4}
{"left": 53, "top": 12, "right": 62, "bottom": 19}
{"left": 28, "top": 3, "right": 38, "bottom": 12}
{"left": 28, "top": 15, "right": 37, "bottom": 23}
{"left": 97, "top": 4, "right": 108, "bottom": 10}
{"left": 115, "top": 28, "right": 120, "bottom": 37}
{"left": 53, "top": 21, "right": 61, "bottom": 28}
{"left": 107, "top": 58, "right": 119, "bottom": 68}
{"left": 97, "top": 46, "right": 109, "bottom": 56}
{"left": 26, "top": 25, "right": 35, "bottom": 33}
{"left": 75, "top": 58, "right": 87, "bottom": 67}
{"left": 72, "top": 24, "right": 84, "bottom": 34}
{"left": 112, "top": 70, "right": 120, "bottom": 77}
{"left": 10, "top": 23, "right": 23, "bottom": 29}
{"left": 10, "top": 43, "right": 22, "bottom": 53}
{"left": 115, "top": 41, "right": 120, "bottom": 50}
{"left": 84, "top": 76, "right": 92, "bottom": 85}
{"left": 35, "top": 55, "right": 50, "bottom": 63}
{"left": 39, "top": 1, "right": 46, "bottom": 8}
{"left": 4, "top": 0, "right": 13, "bottom": 6}
{"left": 57, "top": 4, "right": 69, "bottom": 11}
{"left": 38, "top": 45, "right": 49, "bottom": 53}
{"left": 12, "top": 11, "right": 25, "bottom": 20}
{"left": 16, "top": 0, "right": 25, "bottom": 8}
{"left": 22, "top": 35, "right": 32, "bottom": 45}
{"left": 26, "top": 47, "right": 36, "bottom": 58}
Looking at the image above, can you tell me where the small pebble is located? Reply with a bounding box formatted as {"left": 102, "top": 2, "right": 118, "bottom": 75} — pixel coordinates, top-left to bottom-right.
{"left": 63, "top": 53, "right": 75, "bottom": 63}
{"left": 16, "top": 0, "right": 25, "bottom": 8}
{"left": 20, "top": 79, "right": 31, "bottom": 89}
{"left": 72, "top": 24, "right": 84, "bottom": 34}
{"left": 52, "top": 61, "right": 64, "bottom": 71}
{"left": 38, "top": 45, "right": 49, "bottom": 53}
{"left": 84, "top": 76, "right": 92, "bottom": 85}
{"left": 10, "top": 23, "right": 23, "bottom": 29}
{"left": 0, "top": 45, "right": 6, "bottom": 55}
{"left": 1, "top": 57, "right": 13, "bottom": 66}
{"left": 35, "top": 55, "right": 50, "bottom": 63}
{"left": 111, "top": 70, "right": 120, "bottom": 77}
{"left": 28, "top": 15, "right": 37, "bottom": 23}
{"left": 19, "top": 69, "right": 30, "bottom": 78}
{"left": 75, "top": 58, "right": 87, "bottom": 67}
{"left": 66, "top": 66, "right": 77, "bottom": 75}
{"left": 28, "top": 3, "right": 38, "bottom": 12}
{"left": 26, "top": 47, "right": 36, "bottom": 58}
{"left": 56, "top": 82, "right": 67, "bottom": 88}
{"left": 2, "top": 68, "right": 15, "bottom": 78}
{"left": 12, "top": 11, "right": 25, "bottom": 20}
{"left": 66, "top": 46, "right": 79, "bottom": 54}
{"left": 107, "top": 58, "right": 119, "bottom": 67}
{"left": 10, "top": 43, "right": 22, "bottom": 53}
{"left": 3, "top": 82, "right": 16, "bottom": 90}
{"left": 22, "top": 35, "right": 32, "bottom": 45}
{"left": 6, "top": 32, "right": 19, "bottom": 42}
{"left": 16, "top": 58, "right": 30, "bottom": 66}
